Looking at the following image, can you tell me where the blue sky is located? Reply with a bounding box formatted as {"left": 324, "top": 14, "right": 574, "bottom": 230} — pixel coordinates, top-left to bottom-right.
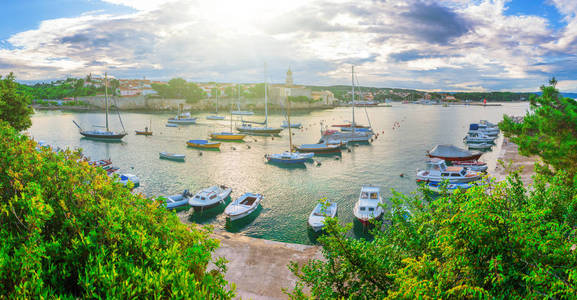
{"left": 1, "top": 0, "right": 576, "bottom": 92}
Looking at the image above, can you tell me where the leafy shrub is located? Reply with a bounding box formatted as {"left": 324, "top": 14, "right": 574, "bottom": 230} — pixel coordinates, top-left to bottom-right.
{"left": 288, "top": 172, "right": 577, "bottom": 298}
{"left": 0, "top": 122, "right": 234, "bottom": 298}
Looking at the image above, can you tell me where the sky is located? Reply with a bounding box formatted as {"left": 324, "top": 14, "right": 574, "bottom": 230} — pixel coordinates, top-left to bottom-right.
{"left": 1, "top": 0, "right": 576, "bottom": 92}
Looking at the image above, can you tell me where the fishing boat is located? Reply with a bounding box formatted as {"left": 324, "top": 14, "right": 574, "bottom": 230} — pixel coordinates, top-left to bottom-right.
{"left": 188, "top": 185, "right": 232, "bottom": 210}
{"left": 237, "top": 64, "right": 283, "bottom": 135}
{"left": 467, "top": 142, "right": 493, "bottom": 150}
{"left": 353, "top": 185, "right": 384, "bottom": 226}
{"left": 320, "top": 66, "right": 373, "bottom": 144}
{"left": 168, "top": 104, "right": 197, "bottom": 124}
{"left": 164, "top": 190, "right": 192, "bottom": 210}
{"left": 464, "top": 132, "right": 496, "bottom": 143}
{"left": 210, "top": 85, "right": 247, "bottom": 141}
{"left": 187, "top": 139, "right": 221, "bottom": 149}
{"left": 416, "top": 158, "right": 482, "bottom": 183}
{"left": 73, "top": 73, "right": 127, "bottom": 141}
{"left": 469, "top": 123, "right": 499, "bottom": 136}
{"left": 449, "top": 160, "right": 488, "bottom": 172}
{"left": 281, "top": 120, "right": 302, "bottom": 128}
{"left": 224, "top": 192, "right": 263, "bottom": 221}
{"left": 266, "top": 87, "right": 312, "bottom": 164}
{"left": 308, "top": 201, "right": 338, "bottom": 232}
{"left": 231, "top": 84, "right": 254, "bottom": 116}
{"left": 295, "top": 143, "right": 341, "bottom": 154}
{"left": 427, "top": 144, "right": 482, "bottom": 161}
{"left": 135, "top": 120, "right": 153, "bottom": 136}
{"left": 266, "top": 151, "right": 311, "bottom": 164}
{"left": 159, "top": 152, "right": 186, "bottom": 161}
{"left": 207, "top": 86, "right": 225, "bottom": 120}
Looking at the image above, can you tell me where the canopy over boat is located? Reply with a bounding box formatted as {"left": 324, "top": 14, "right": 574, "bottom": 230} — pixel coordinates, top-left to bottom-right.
{"left": 428, "top": 144, "right": 482, "bottom": 161}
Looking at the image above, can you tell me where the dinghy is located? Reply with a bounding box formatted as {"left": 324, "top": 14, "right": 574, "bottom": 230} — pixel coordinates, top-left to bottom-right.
{"left": 188, "top": 185, "right": 232, "bottom": 210}
{"left": 353, "top": 185, "right": 384, "bottom": 226}
{"left": 159, "top": 152, "right": 186, "bottom": 161}
{"left": 308, "top": 201, "right": 338, "bottom": 232}
{"left": 224, "top": 192, "right": 263, "bottom": 221}
{"left": 164, "top": 190, "right": 192, "bottom": 210}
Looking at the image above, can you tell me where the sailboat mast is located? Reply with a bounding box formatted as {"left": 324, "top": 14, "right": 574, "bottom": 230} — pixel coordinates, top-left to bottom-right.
{"left": 105, "top": 72, "right": 109, "bottom": 132}
{"left": 216, "top": 84, "right": 219, "bottom": 114}
{"left": 264, "top": 63, "right": 268, "bottom": 128}
{"left": 351, "top": 66, "right": 355, "bottom": 134}
{"left": 287, "top": 93, "right": 292, "bottom": 152}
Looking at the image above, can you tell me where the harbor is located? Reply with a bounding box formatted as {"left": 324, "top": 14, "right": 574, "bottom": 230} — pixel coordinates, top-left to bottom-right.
{"left": 29, "top": 101, "right": 529, "bottom": 245}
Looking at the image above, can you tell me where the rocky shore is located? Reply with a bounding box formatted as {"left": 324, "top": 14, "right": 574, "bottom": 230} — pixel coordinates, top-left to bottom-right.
{"left": 492, "top": 137, "right": 538, "bottom": 185}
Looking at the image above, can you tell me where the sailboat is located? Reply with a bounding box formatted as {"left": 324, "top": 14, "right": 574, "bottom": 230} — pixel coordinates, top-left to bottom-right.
{"left": 207, "top": 86, "right": 225, "bottom": 120}
{"left": 320, "top": 66, "right": 372, "bottom": 144}
{"left": 168, "top": 103, "right": 197, "bottom": 124}
{"left": 231, "top": 84, "right": 254, "bottom": 116}
{"left": 73, "top": 73, "right": 127, "bottom": 141}
{"left": 266, "top": 86, "right": 312, "bottom": 164}
{"left": 210, "top": 84, "right": 246, "bottom": 141}
{"left": 237, "top": 64, "right": 283, "bottom": 135}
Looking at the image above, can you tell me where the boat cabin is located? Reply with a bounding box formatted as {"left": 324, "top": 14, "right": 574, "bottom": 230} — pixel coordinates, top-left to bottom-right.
{"left": 358, "top": 186, "right": 381, "bottom": 213}
{"left": 425, "top": 158, "right": 467, "bottom": 177}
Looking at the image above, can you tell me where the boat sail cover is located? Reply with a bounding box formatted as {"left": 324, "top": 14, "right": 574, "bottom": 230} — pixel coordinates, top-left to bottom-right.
{"left": 428, "top": 144, "right": 481, "bottom": 159}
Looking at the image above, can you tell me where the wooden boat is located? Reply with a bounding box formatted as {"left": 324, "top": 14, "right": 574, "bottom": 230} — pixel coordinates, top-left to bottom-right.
{"left": 159, "top": 152, "right": 185, "bottom": 161}
{"left": 295, "top": 143, "right": 341, "bottom": 153}
{"left": 427, "top": 144, "right": 482, "bottom": 161}
{"left": 188, "top": 185, "right": 232, "bottom": 210}
{"left": 224, "top": 192, "right": 263, "bottom": 221}
{"left": 308, "top": 201, "right": 338, "bottom": 232}
{"left": 164, "top": 190, "right": 192, "bottom": 210}
{"left": 353, "top": 185, "right": 384, "bottom": 226}
{"left": 416, "top": 158, "right": 482, "bottom": 183}
{"left": 136, "top": 120, "right": 153, "bottom": 135}
{"left": 72, "top": 73, "right": 127, "bottom": 141}
{"left": 187, "top": 139, "right": 221, "bottom": 149}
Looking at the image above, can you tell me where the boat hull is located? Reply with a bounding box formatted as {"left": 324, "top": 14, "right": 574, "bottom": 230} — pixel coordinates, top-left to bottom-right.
{"left": 80, "top": 131, "right": 127, "bottom": 141}
{"left": 237, "top": 127, "right": 283, "bottom": 135}
{"left": 135, "top": 131, "right": 152, "bottom": 136}
{"left": 168, "top": 118, "right": 197, "bottom": 124}
{"left": 187, "top": 141, "right": 221, "bottom": 149}
{"left": 206, "top": 116, "right": 225, "bottom": 120}
{"left": 159, "top": 152, "right": 186, "bottom": 161}
{"left": 295, "top": 145, "right": 341, "bottom": 153}
{"left": 427, "top": 153, "right": 482, "bottom": 162}
{"left": 210, "top": 133, "right": 246, "bottom": 140}
{"left": 231, "top": 111, "right": 254, "bottom": 116}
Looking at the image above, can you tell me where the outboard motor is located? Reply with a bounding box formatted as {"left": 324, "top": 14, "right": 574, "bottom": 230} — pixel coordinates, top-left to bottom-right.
{"left": 183, "top": 189, "right": 190, "bottom": 197}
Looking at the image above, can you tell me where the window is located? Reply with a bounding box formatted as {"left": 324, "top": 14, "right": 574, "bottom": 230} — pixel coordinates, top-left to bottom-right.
{"left": 360, "top": 207, "right": 366, "bottom": 211}
{"left": 441, "top": 173, "right": 449, "bottom": 176}
{"left": 370, "top": 193, "right": 378, "bottom": 199}
{"left": 368, "top": 207, "right": 375, "bottom": 212}
{"left": 451, "top": 173, "right": 460, "bottom": 177}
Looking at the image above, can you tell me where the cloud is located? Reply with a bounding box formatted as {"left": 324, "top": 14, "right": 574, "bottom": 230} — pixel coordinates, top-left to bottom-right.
{"left": 0, "top": 0, "right": 576, "bottom": 92}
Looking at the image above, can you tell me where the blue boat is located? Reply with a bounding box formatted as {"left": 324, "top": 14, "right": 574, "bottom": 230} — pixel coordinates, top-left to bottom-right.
{"left": 186, "top": 139, "right": 221, "bottom": 149}
{"left": 423, "top": 182, "right": 477, "bottom": 194}
{"left": 266, "top": 152, "right": 309, "bottom": 164}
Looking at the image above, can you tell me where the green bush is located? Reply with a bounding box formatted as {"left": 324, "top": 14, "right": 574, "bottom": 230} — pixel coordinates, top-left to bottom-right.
{"left": 288, "top": 172, "right": 577, "bottom": 298}
{"left": 0, "top": 122, "right": 234, "bottom": 298}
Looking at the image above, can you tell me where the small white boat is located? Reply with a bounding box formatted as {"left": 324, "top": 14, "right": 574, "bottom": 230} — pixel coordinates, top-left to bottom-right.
{"left": 224, "top": 192, "right": 263, "bottom": 221}
{"left": 118, "top": 173, "right": 140, "bottom": 188}
{"left": 450, "top": 160, "right": 488, "bottom": 172}
{"left": 206, "top": 115, "right": 225, "bottom": 120}
{"left": 416, "top": 158, "right": 482, "bottom": 183}
{"left": 188, "top": 185, "right": 233, "bottom": 209}
{"left": 308, "top": 201, "right": 338, "bottom": 232}
{"left": 464, "top": 132, "right": 496, "bottom": 143}
{"left": 166, "top": 123, "right": 178, "bottom": 128}
{"left": 467, "top": 142, "right": 493, "bottom": 150}
{"left": 231, "top": 110, "right": 254, "bottom": 116}
{"left": 281, "top": 120, "right": 302, "bottom": 128}
{"left": 265, "top": 151, "right": 311, "bottom": 164}
{"left": 353, "top": 185, "right": 384, "bottom": 225}
{"left": 469, "top": 123, "right": 499, "bottom": 136}
{"left": 159, "top": 152, "right": 186, "bottom": 161}
{"left": 164, "top": 190, "right": 192, "bottom": 210}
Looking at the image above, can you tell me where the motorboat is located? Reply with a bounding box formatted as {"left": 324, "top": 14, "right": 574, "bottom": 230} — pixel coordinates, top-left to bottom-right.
{"left": 353, "top": 185, "right": 384, "bottom": 226}
{"left": 187, "top": 139, "right": 221, "bottom": 149}
{"left": 117, "top": 173, "right": 140, "bottom": 188}
{"left": 266, "top": 151, "right": 311, "bottom": 164}
{"left": 164, "top": 190, "right": 192, "bottom": 210}
{"left": 166, "top": 123, "right": 178, "bottom": 128}
{"left": 281, "top": 120, "right": 302, "bottom": 128}
{"left": 188, "top": 185, "right": 233, "bottom": 210}
{"left": 464, "top": 132, "right": 496, "bottom": 143}
{"left": 427, "top": 144, "right": 482, "bottom": 161}
{"left": 168, "top": 104, "right": 197, "bottom": 124}
{"left": 159, "top": 152, "right": 185, "bottom": 161}
{"left": 319, "top": 129, "right": 372, "bottom": 143}
{"left": 210, "top": 132, "right": 246, "bottom": 141}
{"left": 416, "top": 158, "right": 482, "bottom": 183}
{"left": 469, "top": 123, "right": 499, "bottom": 136}
{"left": 308, "top": 201, "right": 338, "bottom": 232}
{"left": 467, "top": 142, "right": 493, "bottom": 150}
{"left": 449, "top": 160, "right": 488, "bottom": 172}
{"left": 206, "top": 115, "right": 225, "bottom": 120}
{"left": 224, "top": 192, "right": 263, "bottom": 221}
{"left": 295, "top": 143, "right": 341, "bottom": 154}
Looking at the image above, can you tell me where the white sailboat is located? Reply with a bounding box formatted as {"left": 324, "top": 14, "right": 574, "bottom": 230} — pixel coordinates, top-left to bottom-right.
{"left": 210, "top": 84, "right": 246, "bottom": 141}
{"left": 231, "top": 83, "right": 254, "bottom": 116}
{"left": 168, "top": 103, "right": 197, "bottom": 124}
{"left": 237, "top": 64, "right": 283, "bottom": 135}
{"left": 207, "top": 86, "right": 225, "bottom": 120}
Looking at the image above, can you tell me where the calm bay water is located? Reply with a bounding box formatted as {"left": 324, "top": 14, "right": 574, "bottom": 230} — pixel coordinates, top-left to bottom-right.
{"left": 28, "top": 103, "right": 529, "bottom": 244}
